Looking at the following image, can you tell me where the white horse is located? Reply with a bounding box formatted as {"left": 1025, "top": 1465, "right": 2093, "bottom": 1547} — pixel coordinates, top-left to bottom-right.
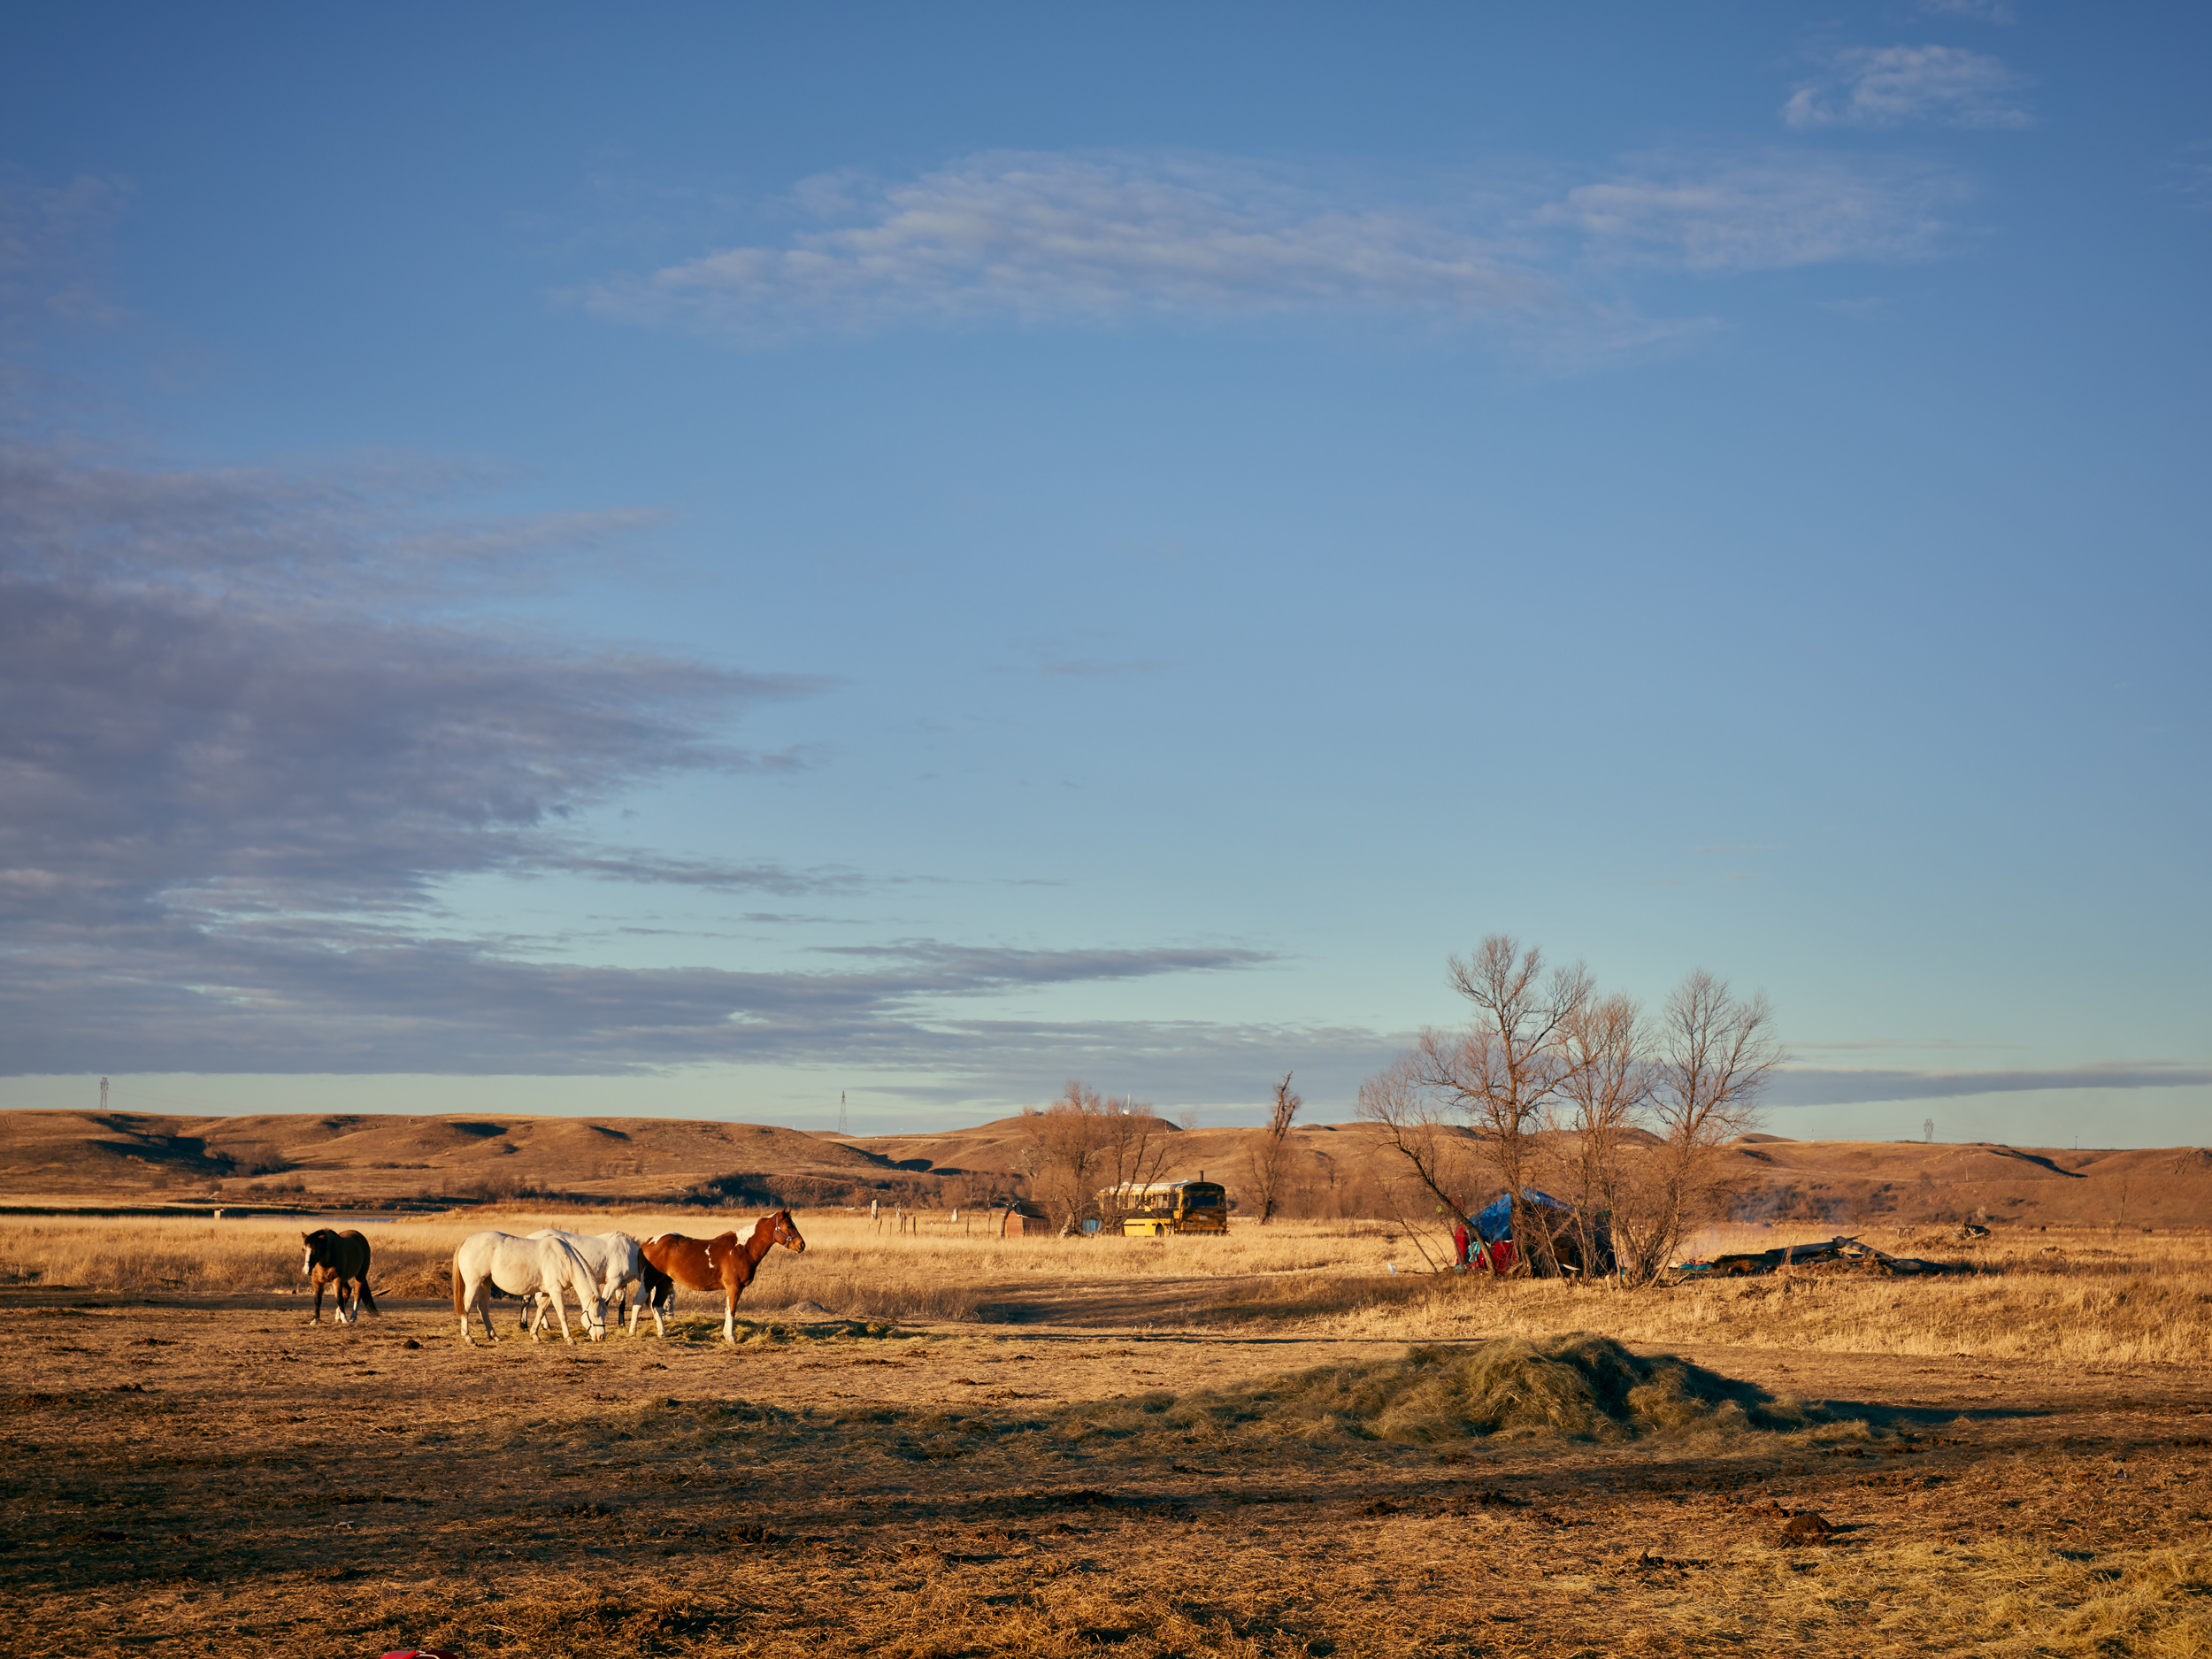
{"left": 451, "top": 1230, "right": 609, "bottom": 1345}
{"left": 517, "top": 1229, "right": 651, "bottom": 1337}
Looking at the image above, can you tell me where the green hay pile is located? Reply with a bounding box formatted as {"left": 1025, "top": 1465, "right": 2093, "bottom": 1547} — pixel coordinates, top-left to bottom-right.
{"left": 1061, "top": 1333, "right": 1819, "bottom": 1449}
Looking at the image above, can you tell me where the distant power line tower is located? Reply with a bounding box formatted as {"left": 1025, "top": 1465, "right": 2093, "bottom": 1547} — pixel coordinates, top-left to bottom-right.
{"left": 838, "top": 1091, "right": 848, "bottom": 1136}
{"left": 1924, "top": 1118, "right": 1934, "bottom": 1143}
{"left": 100, "top": 1076, "right": 109, "bottom": 1111}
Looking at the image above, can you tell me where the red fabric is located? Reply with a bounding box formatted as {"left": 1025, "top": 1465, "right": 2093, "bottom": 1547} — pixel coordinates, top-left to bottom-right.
{"left": 382, "top": 1650, "right": 459, "bottom": 1658}
{"left": 1474, "top": 1240, "right": 1517, "bottom": 1275}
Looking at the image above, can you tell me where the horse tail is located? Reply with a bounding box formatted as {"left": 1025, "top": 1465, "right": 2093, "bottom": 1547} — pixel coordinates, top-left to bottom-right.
{"left": 451, "top": 1256, "right": 466, "bottom": 1317}
{"left": 357, "top": 1278, "right": 380, "bottom": 1317}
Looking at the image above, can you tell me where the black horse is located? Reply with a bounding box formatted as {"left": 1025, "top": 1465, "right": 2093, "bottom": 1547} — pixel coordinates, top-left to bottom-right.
{"left": 300, "top": 1229, "right": 379, "bottom": 1325}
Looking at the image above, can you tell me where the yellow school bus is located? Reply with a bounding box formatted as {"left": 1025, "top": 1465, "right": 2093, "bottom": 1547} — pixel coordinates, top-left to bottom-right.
{"left": 1102, "top": 1178, "right": 1230, "bottom": 1236}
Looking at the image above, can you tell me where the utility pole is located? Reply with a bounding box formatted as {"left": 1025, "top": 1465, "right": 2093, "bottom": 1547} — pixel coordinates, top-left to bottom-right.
{"left": 100, "top": 1077, "right": 108, "bottom": 1112}
{"left": 838, "top": 1091, "right": 848, "bottom": 1136}
{"left": 1923, "top": 1118, "right": 1933, "bottom": 1144}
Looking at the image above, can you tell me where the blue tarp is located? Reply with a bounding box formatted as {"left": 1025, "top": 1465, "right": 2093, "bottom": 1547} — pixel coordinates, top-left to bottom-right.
{"left": 1471, "top": 1187, "right": 1573, "bottom": 1242}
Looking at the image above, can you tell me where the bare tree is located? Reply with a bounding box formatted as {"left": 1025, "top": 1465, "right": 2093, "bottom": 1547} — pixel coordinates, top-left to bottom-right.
{"left": 1243, "top": 1073, "right": 1302, "bottom": 1225}
{"left": 1095, "top": 1092, "right": 1177, "bottom": 1224}
{"left": 1018, "top": 1080, "right": 1110, "bottom": 1235}
{"left": 1354, "top": 1053, "right": 1485, "bottom": 1265}
{"left": 1356, "top": 1055, "right": 1471, "bottom": 1214}
{"left": 1554, "top": 988, "right": 1648, "bottom": 1278}
{"left": 1399, "top": 935, "right": 1591, "bottom": 1274}
{"left": 1611, "top": 971, "right": 1780, "bottom": 1284}
{"left": 1361, "top": 941, "right": 1781, "bottom": 1286}
{"left": 1018, "top": 1080, "right": 1177, "bottom": 1235}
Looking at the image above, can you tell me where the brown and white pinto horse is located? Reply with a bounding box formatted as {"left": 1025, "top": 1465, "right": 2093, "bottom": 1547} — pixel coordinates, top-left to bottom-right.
{"left": 640, "top": 1210, "right": 805, "bottom": 1345}
{"left": 301, "top": 1229, "right": 378, "bottom": 1325}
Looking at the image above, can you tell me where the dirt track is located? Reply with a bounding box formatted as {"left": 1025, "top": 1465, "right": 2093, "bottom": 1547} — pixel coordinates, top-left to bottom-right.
{"left": 4, "top": 1288, "right": 2208, "bottom": 1657}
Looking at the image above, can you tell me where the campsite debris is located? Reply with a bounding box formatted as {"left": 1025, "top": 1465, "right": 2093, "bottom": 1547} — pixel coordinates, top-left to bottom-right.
{"left": 1779, "top": 1512, "right": 1836, "bottom": 1546}
{"left": 1458, "top": 1187, "right": 1610, "bottom": 1277}
{"left": 1672, "top": 1235, "right": 1944, "bottom": 1279}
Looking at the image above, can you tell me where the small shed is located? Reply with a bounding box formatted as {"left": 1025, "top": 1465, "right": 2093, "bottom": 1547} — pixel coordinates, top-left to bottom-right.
{"left": 995, "top": 1199, "right": 1050, "bottom": 1237}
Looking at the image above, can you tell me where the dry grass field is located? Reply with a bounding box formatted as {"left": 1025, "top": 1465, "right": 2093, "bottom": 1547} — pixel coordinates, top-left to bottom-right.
{"left": 2, "top": 1212, "right": 2208, "bottom": 1657}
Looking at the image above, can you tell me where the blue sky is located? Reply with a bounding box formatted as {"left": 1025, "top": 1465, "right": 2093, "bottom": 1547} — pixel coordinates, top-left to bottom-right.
{"left": 1, "top": 3, "right": 2205, "bottom": 1144}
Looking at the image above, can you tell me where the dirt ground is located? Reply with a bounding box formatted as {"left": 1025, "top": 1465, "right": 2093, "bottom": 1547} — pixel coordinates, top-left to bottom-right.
{"left": 3, "top": 1283, "right": 2208, "bottom": 1659}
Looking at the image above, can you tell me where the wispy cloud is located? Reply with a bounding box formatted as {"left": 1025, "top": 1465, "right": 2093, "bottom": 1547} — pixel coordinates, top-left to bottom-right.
{"left": 1768, "top": 1063, "right": 2211, "bottom": 1108}
{"left": 1542, "top": 152, "right": 1970, "bottom": 270}
{"left": 0, "top": 441, "right": 822, "bottom": 925}
{"left": 549, "top": 852, "right": 864, "bottom": 896}
{"left": 581, "top": 149, "right": 1972, "bottom": 349}
{"left": 811, "top": 941, "right": 1272, "bottom": 989}
{"left": 586, "top": 152, "right": 1571, "bottom": 339}
{"left": 1917, "top": 0, "right": 2016, "bottom": 22}
{"left": 0, "top": 424, "right": 862, "bottom": 1065}
{"left": 1784, "top": 46, "right": 2035, "bottom": 131}
{"left": 0, "top": 921, "right": 1288, "bottom": 1077}
{"left": 0, "top": 410, "right": 1298, "bottom": 1078}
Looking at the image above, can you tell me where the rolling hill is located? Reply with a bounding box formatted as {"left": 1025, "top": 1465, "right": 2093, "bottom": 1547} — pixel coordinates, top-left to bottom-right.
{"left": 0, "top": 1107, "right": 2202, "bottom": 1229}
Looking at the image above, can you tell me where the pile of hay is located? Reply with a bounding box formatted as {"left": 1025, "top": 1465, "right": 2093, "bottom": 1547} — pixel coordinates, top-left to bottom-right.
{"left": 1064, "top": 1333, "right": 1818, "bottom": 1448}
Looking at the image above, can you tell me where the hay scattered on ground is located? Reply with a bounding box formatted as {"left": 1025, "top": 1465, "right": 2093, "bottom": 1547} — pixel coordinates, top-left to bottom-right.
{"left": 1059, "top": 1333, "right": 1831, "bottom": 1450}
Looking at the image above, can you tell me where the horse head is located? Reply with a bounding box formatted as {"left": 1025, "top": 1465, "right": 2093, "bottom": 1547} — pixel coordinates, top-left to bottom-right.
{"left": 771, "top": 1209, "right": 807, "bottom": 1256}
{"left": 599, "top": 1231, "right": 641, "bottom": 1302}
{"left": 300, "top": 1229, "right": 331, "bottom": 1277}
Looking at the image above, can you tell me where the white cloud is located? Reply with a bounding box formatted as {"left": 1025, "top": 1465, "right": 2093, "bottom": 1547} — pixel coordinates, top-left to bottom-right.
{"left": 1918, "top": 0, "right": 2016, "bottom": 21}
{"left": 584, "top": 150, "right": 1972, "bottom": 347}
{"left": 1538, "top": 154, "right": 1969, "bottom": 272}
{"left": 1784, "top": 45, "right": 2034, "bottom": 130}
{"left": 587, "top": 152, "right": 1569, "bottom": 339}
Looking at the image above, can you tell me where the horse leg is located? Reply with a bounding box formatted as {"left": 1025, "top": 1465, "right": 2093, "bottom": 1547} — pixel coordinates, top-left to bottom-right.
{"left": 548, "top": 1283, "right": 574, "bottom": 1345}
{"left": 475, "top": 1275, "right": 504, "bottom": 1343}
{"left": 311, "top": 1269, "right": 326, "bottom": 1325}
{"left": 723, "top": 1277, "right": 737, "bottom": 1347}
{"left": 460, "top": 1275, "right": 495, "bottom": 1344}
